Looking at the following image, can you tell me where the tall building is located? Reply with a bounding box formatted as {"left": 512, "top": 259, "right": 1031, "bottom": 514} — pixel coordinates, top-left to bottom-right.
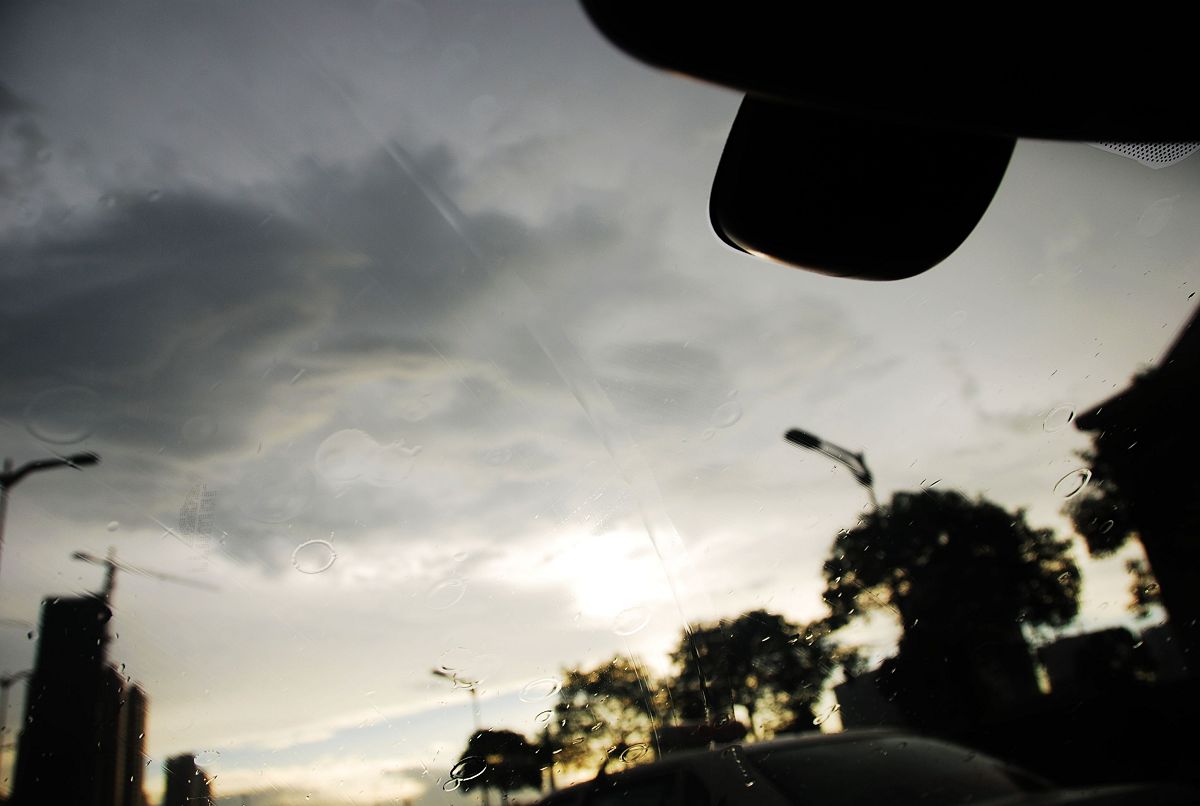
{"left": 163, "top": 755, "right": 213, "bottom": 806}
{"left": 10, "top": 595, "right": 148, "bottom": 806}
{"left": 12, "top": 595, "right": 112, "bottom": 805}
{"left": 116, "top": 685, "right": 149, "bottom": 806}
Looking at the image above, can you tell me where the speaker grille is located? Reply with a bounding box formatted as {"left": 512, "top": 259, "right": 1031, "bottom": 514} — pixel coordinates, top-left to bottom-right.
{"left": 1091, "top": 141, "right": 1200, "bottom": 169}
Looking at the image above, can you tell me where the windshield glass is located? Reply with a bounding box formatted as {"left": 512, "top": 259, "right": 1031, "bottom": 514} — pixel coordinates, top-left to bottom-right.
{"left": 1, "top": 4, "right": 1197, "bottom": 806}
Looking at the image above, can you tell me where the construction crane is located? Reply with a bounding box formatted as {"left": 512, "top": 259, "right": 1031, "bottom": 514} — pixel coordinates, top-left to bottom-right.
{"left": 71, "top": 547, "right": 218, "bottom": 605}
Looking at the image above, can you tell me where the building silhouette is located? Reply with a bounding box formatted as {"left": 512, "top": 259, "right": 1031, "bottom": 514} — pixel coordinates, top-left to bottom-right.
{"left": 1037, "top": 628, "right": 1147, "bottom": 699}
{"left": 116, "top": 684, "right": 149, "bottom": 806}
{"left": 11, "top": 595, "right": 148, "bottom": 806}
{"left": 163, "top": 754, "right": 213, "bottom": 806}
{"left": 1075, "top": 307, "right": 1200, "bottom": 669}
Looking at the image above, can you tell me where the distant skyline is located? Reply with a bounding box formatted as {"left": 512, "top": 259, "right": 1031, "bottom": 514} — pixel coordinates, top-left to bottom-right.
{"left": 2, "top": 1, "right": 1198, "bottom": 804}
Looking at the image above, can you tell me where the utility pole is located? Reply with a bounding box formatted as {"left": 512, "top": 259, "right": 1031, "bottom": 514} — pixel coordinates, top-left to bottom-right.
{"left": 71, "top": 547, "right": 218, "bottom": 606}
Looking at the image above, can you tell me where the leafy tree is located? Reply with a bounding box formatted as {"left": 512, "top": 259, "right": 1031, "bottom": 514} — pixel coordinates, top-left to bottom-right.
{"left": 670, "top": 610, "right": 835, "bottom": 738}
{"left": 552, "top": 655, "right": 663, "bottom": 774}
{"left": 824, "top": 489, "right": 1079, "bottom": 635}
{"left": 823, "top": 489, "right": 1080, "bottom": 726}
{"left": 454, "top": 729, "right": 542, "bottom": 806}
{"left": 1125, "top": 558, "right": 1162, "bottom": 619}
{"left": 1067, "top": 453, "right": 1163, "bottom": 617}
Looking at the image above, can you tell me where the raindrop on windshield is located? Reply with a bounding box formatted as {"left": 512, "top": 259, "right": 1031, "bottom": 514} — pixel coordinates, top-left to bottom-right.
{"left": 106, "top": 521, "right": 120, "bottom": 532}
{"left": 535, "top": 709, "right": 553, "bottom": 724}
{"left": 612, "top": 606, "right": 652, "bottom": 636}
{"left": 25, "top": 386, "right": 101, "bottom": 444}
{"left": 620, "top": 743, "right": 649, "bottom": 763}
{"left": 519, "top": 677, "right": 562, "bottom": 702}
{"left": 291, "top": 539, "right": 337, "bottom": 574}
{"left": 314, "top": 429, "right": 376, "bottom": 484}
{"left": 1137, "top": 196, "right": 1178, "bottom": 237}
{"left": 1053, "top": 468, "right": 1092, "bottom": 499}
{"left": 1042, "top": 405, "right": 1075, "bottom": 433}
{"left": 425, "top": 578, "right": 467, "bottom": 610}
{"left": 710, "top": 400, "right": 743, "bottom": 429}
{"left": 450, "top": 756, "right": 487, "bottom": 782}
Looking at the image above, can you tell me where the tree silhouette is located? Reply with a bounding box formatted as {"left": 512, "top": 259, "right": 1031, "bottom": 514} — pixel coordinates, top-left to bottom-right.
{"left": 454, "top": 729, "right": 542, "bottom": 806}
{"left": 552, "top": 656, "right": 663, "bottom": 774}
{"left": 670, "top": 610, "right": 835, "bottom": 737}
{"left": 1066, "top": 452, "right": 1164, "bottom": 617}
{"left": 823, "top": 489, "right": 1080, "bottom": 727}
{"left": 1068, "top": 310, "right": 1200, "bottom": 667}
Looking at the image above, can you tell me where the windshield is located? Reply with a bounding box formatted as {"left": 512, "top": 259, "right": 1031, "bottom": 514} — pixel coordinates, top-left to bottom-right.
{"left": 1, "top": 4, "right": 1197, "bottom": 806}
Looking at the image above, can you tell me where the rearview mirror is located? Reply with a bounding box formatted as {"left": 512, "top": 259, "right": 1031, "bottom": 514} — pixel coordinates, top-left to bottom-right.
{"left": 710, "top": 97, "right": 1015, "bottom": 279}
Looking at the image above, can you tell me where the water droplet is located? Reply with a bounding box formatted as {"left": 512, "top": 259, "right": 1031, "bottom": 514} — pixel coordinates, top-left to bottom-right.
{"left": 1137, "top": 195, "right": 1178, "bottom": 237}
{"left": 721, "top": 745, "right": 755, "bottom": 787}
{"left": 1053, "top": 468, "right": 1092, "bottom": 499}
{"left": 1099, "top": 519, "right": 1115, "bottom": 534}
{"left": 535, "top": 709, "right": 553, "bottom": 724}
{"left": 292, "top": 539, "right": 337, "bottom": 574}
{"left": 106, "top": 521, "right": 120, "bottom": 532}
{"left": 450, "top": 756, "right": 487, "bottom": 782}
{"left": 453, "top": 550, "right": 469, "bottom": 563}
{"left": 612, "top": 606, "right": 652, "bottom": 636}
{"left": 1042, "top": 405, "right": 1075, "bottom": 433}
{"left": 1057, "top": 572, "right": 1071, "bottom": 583}
{"left": 519, "top": 677, "right": 561, "bottom": 703}
{"left": 812, "top": 703, "right": 841, "bottom": 726}
{"left": 700, "top": 428, "right": 717, "bottom": 441}
{"left": 181, "top": 415, "right": 218, "bottom": 444}
{"left": 398, "top": 397, "right": 430, "bottom": 423}
{"left": 25, "top": 385, "right": 100, "bottom": 444}
{"left": 442, "top": 778, "right": 460, "bottom": 792}
{"left": 484, "top": 446, "right": 512, "bottom": 466}
{"left": 195, "top": 749, "right": 220, "bottom": 765}
{"left": 315, "top": 429, "right": 419, "bottom": 487}
{"left": 366, "top": 441, "right": 421, "bottom": 487}
{"left": 710, "top": 400, "right": 743, "bottom": 429}
{"left": 425, "top": 578, "right": 466, "bottom": 610}
{"left": 619, "top": 743, "right": 649, "bottom": 763}
{"left": 315, "top": 429, "right": 376, "bottom": 484}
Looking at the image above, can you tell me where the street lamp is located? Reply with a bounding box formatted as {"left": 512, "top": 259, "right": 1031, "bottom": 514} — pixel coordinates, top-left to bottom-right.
{"left": 0, "top": 452, "right": 100, "bottom": 583}
{"left": 0, "top": 669, "right": 32, "bottom": 799}
{"left": 431, "top": 668, "right": 488, "bottom": 806}
{"left": 784, "top": 429, "right": 877, "bottom": 509}
{"left": 431, "top": 667, "right": 482, "bottom": 732}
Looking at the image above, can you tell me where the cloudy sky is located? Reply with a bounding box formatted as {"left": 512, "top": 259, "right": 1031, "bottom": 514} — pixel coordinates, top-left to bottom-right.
{"left": 2, "top": 2, "right": 1198, "bottom": 804}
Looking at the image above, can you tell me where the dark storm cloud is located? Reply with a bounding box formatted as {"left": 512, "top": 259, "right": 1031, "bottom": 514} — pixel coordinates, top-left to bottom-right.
{"left": 0, "top": 139, "right": 548, "bottom": 456}
{"left": 0, "top": 82, "right": 48, "bottom": 200}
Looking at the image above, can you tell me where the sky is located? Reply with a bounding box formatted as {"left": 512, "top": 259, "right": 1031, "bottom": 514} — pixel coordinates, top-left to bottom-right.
{"left": 1, "top": 2, "right": 1199, "bottom": 804}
